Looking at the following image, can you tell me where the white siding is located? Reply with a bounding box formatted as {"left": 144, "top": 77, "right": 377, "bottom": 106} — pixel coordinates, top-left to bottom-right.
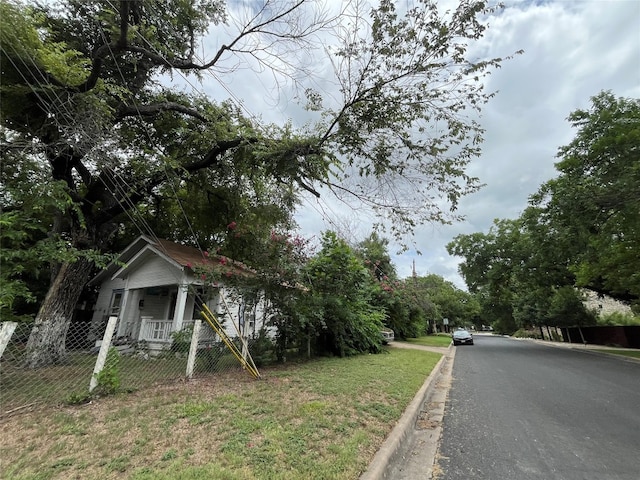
{"left": 254, "top": 296, "right": 277, "bottom": 337}
{"left": 89, "top": 277, "right": 126, "bottom": 342}
{"left": 126, "top": 255, "right": 183, "bottom": 289}
{"left": 185, "top": 295, "right": 196, "bottom": 320}
{"left": 90, "top": 277, "right": 125, "bottom": 323}
{"left": 219, "top": 287, "right": 242, "bottom": 336}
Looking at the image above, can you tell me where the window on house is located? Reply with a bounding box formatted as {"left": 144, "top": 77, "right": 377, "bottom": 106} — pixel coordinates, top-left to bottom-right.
{"left": 239, "top": 301, "right": 257, "bottom": 334}
{"left": 109, "top": 290, "right": 124, "bottom": 316}
{"left": 248, "top": 312, "right": 256, "bottom": 333}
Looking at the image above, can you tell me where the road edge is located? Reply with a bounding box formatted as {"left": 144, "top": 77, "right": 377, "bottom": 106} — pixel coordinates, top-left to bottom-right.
{"left": 360, "top": 344, "right": 451, "bottom": 480}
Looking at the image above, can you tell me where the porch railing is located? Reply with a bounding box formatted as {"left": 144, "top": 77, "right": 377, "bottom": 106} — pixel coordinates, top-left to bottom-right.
{"left": 140, "top": 318, "right": 173, "bottom": 342}
{"left": 138, "top": 318, "right": 217, "bottom": 343}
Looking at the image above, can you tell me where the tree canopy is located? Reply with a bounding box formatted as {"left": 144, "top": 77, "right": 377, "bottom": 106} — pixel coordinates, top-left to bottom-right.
{"left": 1, "top": 0, "right": 514, "bottom": 366}
{"left": 448, "top": 91, "right": 639, "bottom": 332}
{"left": 530, "top": 91, "right": 640, "bottom": 302}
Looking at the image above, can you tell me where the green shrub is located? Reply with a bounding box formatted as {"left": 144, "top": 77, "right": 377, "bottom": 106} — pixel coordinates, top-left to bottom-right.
{"left": 598, "top": 312, "right": 640, "bottom": 326}
{"left": 65, "top": 391, "right": 92, "bottom": 405}
{"left": 94, "top": 347, "right": 121, "bottom": 395}
{"left": 249, "top": 329, "right": 275, "bottom": 367}
{"left": 512, "top": 329, "right": 542, "bottom": 339}
{"left": 170, "top": 327, "right": 193, "bottom": 353}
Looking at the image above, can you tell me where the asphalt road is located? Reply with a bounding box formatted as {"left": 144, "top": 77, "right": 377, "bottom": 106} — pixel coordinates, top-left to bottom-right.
{"left": 435, "top": 335, "right": 640, "bottom": 480}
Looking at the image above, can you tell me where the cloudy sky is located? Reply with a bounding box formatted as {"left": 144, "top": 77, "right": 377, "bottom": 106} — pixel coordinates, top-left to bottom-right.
{"left": 392, "top": 0, "right": 640, "bottom": 288}
{"left": 201, "top": 0, "right": 640, "bottom": 289}
{"left": 418, "top": 0, "right": 640, "bottom": 288}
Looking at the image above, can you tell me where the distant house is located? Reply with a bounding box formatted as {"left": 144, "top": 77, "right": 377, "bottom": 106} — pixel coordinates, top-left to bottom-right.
{"left": 87, "top": 235, "right": 273, "bottom": 353}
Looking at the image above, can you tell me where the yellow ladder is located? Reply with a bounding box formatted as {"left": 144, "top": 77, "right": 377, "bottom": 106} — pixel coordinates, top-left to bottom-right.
{"left": 200, "top": 304, "right": 261, "bottom": 379}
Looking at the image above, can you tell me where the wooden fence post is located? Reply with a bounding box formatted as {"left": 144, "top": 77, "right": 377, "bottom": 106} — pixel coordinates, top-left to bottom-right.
{"left": 186, "top": 319, "right": 202, "bottom": 379}
{"left": 0, "top": 322, "right": 18, "bottom": 359}
{"left": 89, "top": 316, "right": 118, "bottom": 392}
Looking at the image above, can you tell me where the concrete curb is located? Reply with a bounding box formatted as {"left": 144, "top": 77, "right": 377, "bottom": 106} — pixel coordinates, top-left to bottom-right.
{"left": 360, "top": 344, "right": 451, "bottom": 480}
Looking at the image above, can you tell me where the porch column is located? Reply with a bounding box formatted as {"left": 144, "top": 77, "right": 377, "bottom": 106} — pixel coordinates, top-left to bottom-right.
{"left": 172, "top": 284, "right": 189, "bottom": 332}
{"left": 127, "top": 289, "right": 144, "bottom": 341}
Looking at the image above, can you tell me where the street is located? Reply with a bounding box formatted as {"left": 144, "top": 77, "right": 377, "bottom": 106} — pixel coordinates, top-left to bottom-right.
{"left": 435, "top": 335, "right": 640, "bottom": 480}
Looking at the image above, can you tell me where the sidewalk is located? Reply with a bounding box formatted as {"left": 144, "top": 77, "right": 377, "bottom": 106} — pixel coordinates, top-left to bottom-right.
{"left": 523, "top": 337, "right": 640, "bottom": 361}
{"left": 360, "top": 341, "right": 454, "bottom": 480}
{"left": 387, "top": 340, "right": 452, "bottom": 355}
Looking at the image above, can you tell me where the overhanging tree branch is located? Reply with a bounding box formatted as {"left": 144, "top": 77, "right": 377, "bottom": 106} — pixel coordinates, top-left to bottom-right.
{"left": 116, "top": 102, "right": 209, "bottom": 122}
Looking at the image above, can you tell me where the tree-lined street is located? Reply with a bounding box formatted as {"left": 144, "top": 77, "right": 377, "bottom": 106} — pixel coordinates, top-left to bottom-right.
{"left": 436, "top": 336, "right": 640, "bottom": 479}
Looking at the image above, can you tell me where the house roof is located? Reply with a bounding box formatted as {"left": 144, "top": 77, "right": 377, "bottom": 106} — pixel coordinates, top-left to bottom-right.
{"left": 89, "top": 235, "right": 252, "bottom": 285}
{"left": 154, "top": 238, "right": 208, "bottom": 267}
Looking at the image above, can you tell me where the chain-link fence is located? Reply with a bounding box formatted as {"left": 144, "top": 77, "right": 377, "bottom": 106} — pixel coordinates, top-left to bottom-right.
{"left": 0, "top": 317, "right": 274, "bottom": 418}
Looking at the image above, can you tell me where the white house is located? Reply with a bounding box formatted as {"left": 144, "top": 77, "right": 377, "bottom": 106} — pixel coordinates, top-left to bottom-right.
{"left": 88, "top": 235, "right": 274, "bottom": 353}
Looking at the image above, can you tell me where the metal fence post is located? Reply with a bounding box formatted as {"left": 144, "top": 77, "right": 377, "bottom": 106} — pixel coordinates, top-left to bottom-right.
{"left": 0, "top": 322, "right": 18, "bottom": 359}
{"left": 89, "top": 316, "right": 118, "bottom": 392}
{"left": 186, "top": 319, "right": 201, "bottom": 379}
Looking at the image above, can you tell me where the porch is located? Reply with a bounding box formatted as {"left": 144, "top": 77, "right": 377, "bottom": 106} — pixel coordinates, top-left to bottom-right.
{"left": 137, "top": 317, "right": 217, "bottom": 347}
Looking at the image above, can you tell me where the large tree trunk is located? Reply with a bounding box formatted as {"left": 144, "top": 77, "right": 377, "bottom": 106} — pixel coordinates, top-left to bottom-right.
{"left": 24, "top": 257, "right": 95, "bottom": 368}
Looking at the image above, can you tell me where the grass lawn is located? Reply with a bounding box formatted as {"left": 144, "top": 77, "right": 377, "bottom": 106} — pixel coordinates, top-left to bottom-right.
{"left": 593, "top": 349, "right": 640, "bottom": 360}
{"left": 0, "top": 347, "right": 441, "bottom": 480}
{"left": 404, "top": 334, "right": 453, "bottom": 348}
